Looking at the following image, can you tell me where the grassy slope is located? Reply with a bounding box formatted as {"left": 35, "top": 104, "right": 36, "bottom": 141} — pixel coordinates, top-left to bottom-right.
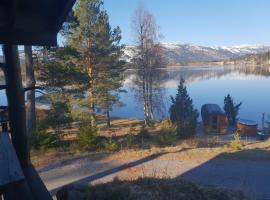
{"left": 57, "top": 178, "right": 248, "bottom": 200}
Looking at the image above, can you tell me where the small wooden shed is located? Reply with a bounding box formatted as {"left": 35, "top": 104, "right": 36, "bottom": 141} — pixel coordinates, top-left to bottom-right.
{"left": 237, "top": 119, "right": 258, "bottom": 135}
{"left": 201, "top": 104, "right": 228, "bottom": 134}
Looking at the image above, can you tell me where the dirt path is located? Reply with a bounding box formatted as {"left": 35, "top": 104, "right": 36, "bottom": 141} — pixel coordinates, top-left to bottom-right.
{"left": 39, "top": 150, "right": 270, "bottom": 200}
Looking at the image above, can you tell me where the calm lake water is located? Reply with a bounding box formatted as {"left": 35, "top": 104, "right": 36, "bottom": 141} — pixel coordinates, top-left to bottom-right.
{"left": 111, "top": 65, "right": 270, "bottom": 127}
{"left": 0, "top": 65, "right": 269, "bottom": 127}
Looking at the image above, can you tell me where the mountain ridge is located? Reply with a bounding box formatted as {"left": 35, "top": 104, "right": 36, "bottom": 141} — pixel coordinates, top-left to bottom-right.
{"left": 123, "top": 43, "right": 270, "bottom": 65}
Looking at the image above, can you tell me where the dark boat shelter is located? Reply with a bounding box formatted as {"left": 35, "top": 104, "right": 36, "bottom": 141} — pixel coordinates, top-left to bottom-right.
{"left": 201, "top": 104, "right": 228, "bottom": 134}
{"left": 0, "top": 0, "right": 76, "bottom": 199}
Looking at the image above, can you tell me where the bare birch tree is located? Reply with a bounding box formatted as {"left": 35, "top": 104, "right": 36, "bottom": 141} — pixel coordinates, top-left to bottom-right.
{"left": 131, "top": 4, "right": 166, "bottom": 125}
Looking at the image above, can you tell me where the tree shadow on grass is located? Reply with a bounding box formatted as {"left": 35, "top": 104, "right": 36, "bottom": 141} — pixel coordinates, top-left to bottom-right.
{"left": 53, "top": 148, "right": 268, "bottom": 200}
{"left": 49, "top": 148, "right": 191, "bottom": 196}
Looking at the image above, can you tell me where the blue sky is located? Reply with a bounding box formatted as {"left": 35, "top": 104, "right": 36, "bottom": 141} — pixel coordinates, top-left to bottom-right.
{"left": 103, "top": 0, "right": 270, "bottom": 46}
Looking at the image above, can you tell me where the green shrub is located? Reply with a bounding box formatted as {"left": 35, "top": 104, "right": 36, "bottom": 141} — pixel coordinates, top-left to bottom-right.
{"left": 137, "top": 128, "right": 151, "bottom": 147}
{"left": 138, "top": 128, "right": 151, "bottom": 139}
{"left": 126, "top": 131, "right": 136, "bottom": 149}
{"left": 104, "top": 138, "right": 119, "bottom": 152}
{"left": 159, "top": 120, "right": 177, "bottom": 135}
{"left": 77, "top": 125, "right": 119, "bottom": 151}
{"left": 45, "top": 94, "right": 73, "bottom": 131}
{"left": 30, "top": 122, "right": 60, "bottom": 150}
{"left": 153, "top": 120, "right": 178, "bottom": 147}
{"left": 230, "top": 132, "right": 242, "bottom": 150}
{"left": 77, "top": 125, "right": 106, "bottom": 150}
{"left": 154, "top": 132, "right": 177, "bottom": 147}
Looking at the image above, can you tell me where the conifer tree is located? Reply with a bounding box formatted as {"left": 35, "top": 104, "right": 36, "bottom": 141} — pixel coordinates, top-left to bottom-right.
{"left": 35, "top": 46, "right": 86, "bottom": 132}
{"left": 169, "top": 78, "right": 199, "bottom": 137}
{"left": 224, "top": 94, "right": 242, "bottom": 126}
{"left": 67, "top": 0, "right": 125, "bottom": 127}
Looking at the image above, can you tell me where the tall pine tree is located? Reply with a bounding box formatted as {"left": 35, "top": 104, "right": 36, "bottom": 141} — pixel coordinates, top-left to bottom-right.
{"left": 67, "top": 0, "right": 125, "bottom": 127}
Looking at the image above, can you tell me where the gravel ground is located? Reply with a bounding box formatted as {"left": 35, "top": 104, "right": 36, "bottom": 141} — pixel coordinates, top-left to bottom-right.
{"left": 39, "top": 152, "right": 270, "bottom": 200}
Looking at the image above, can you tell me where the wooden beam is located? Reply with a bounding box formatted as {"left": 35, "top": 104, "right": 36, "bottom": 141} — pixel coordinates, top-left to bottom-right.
{"left": 0, "top": 29, "right": 57, "bottom": 46}
{"left": 2, "top": 45, "right": 35, "bottom": 200}
{"left": 55, "top": 0, "right": 76, "bottom": 31}
{"left": 2, "top": 45, "right": 30, "bottom": 167}
{"left": 2, "top": 44, "right": 52, "bottom": 200}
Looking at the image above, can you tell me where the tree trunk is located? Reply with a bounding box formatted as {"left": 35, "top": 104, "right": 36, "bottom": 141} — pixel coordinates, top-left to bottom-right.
{"left": 88, "top": 89, "right": 96, "bottom": 127}
{"left": 90, "top": 103, "right": 96, "bottom": 127}
{"left": 106, "top": 108, "right": 111, "bottom": 127}
{"left": 143, "top": 72, "right": 149, "bottom": 126}
{"left": 25, "top": 45, "right": 36, "bottom": 138}
{"left": 149, "top": 70, "right": 154, "bottom": 120}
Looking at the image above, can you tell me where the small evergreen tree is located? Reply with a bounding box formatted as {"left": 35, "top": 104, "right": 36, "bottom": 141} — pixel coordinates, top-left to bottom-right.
{"left": 224, "top": 94, "right": 242, "bottom": 126}
{"left": 169, "top": 78, "right": 199, "bottom": 137}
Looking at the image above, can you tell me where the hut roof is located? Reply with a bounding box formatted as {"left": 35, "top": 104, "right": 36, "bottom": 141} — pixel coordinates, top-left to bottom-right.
{"left": 238, "top": 119, "right": 257, "bottom": 126}
{"left": 201, "top": 104, "right": 225, "bottom": 119}
{"left": 0, "top": 0, "right": 76, "bottom": 46}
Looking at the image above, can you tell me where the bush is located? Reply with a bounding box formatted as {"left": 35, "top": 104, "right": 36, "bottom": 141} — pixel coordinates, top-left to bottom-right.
{"left": 153, "top": 120, "right": 178, "bottom": 147}
{"left": 77, "top": 125, "right": 119, "bottom": 151}
{"left": 137, "top": 128, "right": 151, "bottom": 148}
{"left": 138, "top": 128, "right": 151, "bottom": 139}
{"left": 230, "top": 132, "right": 242, "bottom": 150}
{"left": 159, "top": 120, "right": 177, "bottom": 134}
{"left": 30, "top": 122, "right": 60, "bottom": 150}
{"left": 126, "top": 130, "right": 136, "bottom": 149}
{"left": 104, "top": 138, "right": 119, "bottom": 152}
{"left": 45, "top": 94, "right": 73, "bottom": 131}
{"left": 77, "top": 125, "right": 106, "bottom": 150}
{"left": 154, "top": 132, "right": 177, "bottom": 147}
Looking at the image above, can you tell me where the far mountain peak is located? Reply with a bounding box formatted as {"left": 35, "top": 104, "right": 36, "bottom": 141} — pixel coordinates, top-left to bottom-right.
{"left": 123, "top": 43, "right": 270, "bottom": 65}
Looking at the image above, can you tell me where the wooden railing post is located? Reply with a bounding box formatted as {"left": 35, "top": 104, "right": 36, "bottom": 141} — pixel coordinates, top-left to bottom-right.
{"left": 3, "top": 45, "right": 30, "bottom": 168}
{"left": 2, "top": 45, "right": 52, "bottom": 200}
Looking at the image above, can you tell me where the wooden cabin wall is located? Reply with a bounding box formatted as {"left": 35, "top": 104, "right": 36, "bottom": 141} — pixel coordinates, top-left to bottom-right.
{"left": 218, "top": 116, "right": 228, "bottom": 134}
{"left": 203, "top": 115, "right": 228, "bottom": 134}
{"left": 237, "top": 123, "right": 258, "bottom": 135}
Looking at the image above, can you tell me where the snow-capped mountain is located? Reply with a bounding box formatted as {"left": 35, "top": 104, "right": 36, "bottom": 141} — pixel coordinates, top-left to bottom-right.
{"left": 124, "top": 43, "right": 270, "bottom": 65}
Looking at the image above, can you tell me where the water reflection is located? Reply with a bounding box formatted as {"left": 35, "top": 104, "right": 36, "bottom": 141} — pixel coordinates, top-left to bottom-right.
{"left": 112, "top": 64, "right": 270, "bottom": 126}
{"left": 0, "top": 64, "right": 269, "bottom": 126}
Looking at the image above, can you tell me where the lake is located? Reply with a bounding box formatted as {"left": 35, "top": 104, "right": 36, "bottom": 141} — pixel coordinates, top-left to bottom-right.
{"left": 0, "top": 64, "right": 269, "bottom": 127}
{"left": 111, "top": 65, "right": 270, "bottom": 127}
